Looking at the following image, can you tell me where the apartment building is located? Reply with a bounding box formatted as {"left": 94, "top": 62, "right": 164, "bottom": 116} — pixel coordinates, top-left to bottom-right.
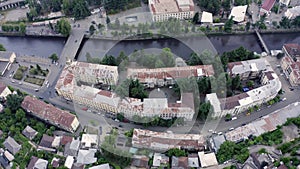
{"left": 281, "top": 43, "right": 300, "bottom": 86}
{"left": 149, "top": 0, "right": 195, "bottom": 22}
{"left": 132, "top": 129, "right": 205, "bottom": 151}
{"left": 207, "top": 58, "right": 281, "bottom": 117}
{"left": 127, "top": 65, "right": 214, "bottom": 88}
{"left": 56, "top": 62, "right": 196, "bottom": 121}
{"left": 21, "top": 96, "right": 80, "bottom": 133}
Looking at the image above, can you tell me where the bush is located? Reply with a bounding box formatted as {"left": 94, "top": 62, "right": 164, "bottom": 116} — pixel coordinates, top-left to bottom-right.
{"left": 24, "top": 77, "right": 45, "bottom": 86}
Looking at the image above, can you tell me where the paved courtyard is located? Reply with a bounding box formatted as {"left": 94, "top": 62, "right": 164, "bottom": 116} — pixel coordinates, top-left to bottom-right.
{"left": 2, "top": 7, "right": 28, "bottom": 22}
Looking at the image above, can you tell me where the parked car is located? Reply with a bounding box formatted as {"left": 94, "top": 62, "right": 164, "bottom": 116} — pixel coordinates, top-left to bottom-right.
{"left": 229, "top": 127, "right": 234, "bottom": 131}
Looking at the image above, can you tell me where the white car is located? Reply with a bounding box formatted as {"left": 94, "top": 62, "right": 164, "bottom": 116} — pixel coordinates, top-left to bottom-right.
{"left": 18, "top": 82, "right": 22, "bottom": 85}
{"left": 282, "top": 98, "right": 287, "bottom": 101}
{"left": 231, "top": 117, "right": 237, "bottom": 120}
{"left": 229, "top": 127, "right": 234, "bottom": 131}
{"left": 218, "top": 132, "right": 223, "bottom": 135}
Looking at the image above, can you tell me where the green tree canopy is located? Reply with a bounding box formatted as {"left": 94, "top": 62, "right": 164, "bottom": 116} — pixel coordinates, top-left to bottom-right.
{"left": 101, "top": 55, "right": 117, "bottom": 66}
{"left": 0, "top": 44, "right": 6, "bottom": 51}
{"left": 56, "top": 18, "right": 71, "bottom": 36}
{"left": 49, "top": 53, "right": 59, "bottom": 62}
{"left": 166, "top": 148, "right": 187, "bottom": 157}
{"left": 6, "top": 94, "right": 24, "bottom": 112}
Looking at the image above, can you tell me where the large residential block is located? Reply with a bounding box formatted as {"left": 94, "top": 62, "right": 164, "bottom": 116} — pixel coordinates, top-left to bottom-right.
{"left": 149, "top": 0, "right": 195, "bottom": 22}
{"left": 55, "top": 62, "right": 213, "bottom": 121}
{"left": 207, "top": 58, "right": 281, "bottom": 117}
{"left": 21, "top": 96, "right": 80, "bottom": 133}
{"left": 281, "top": 43, "right": 300, "bottom": 86}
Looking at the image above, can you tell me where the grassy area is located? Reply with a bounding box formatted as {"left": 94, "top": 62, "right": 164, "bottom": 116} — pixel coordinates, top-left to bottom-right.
{"left": 13, "top": 66, "right": 28, "bottom": 80}
{"left": 24, "top": 77, "right": 45, "bottom": 86}
{"left": 29, "top": 65, "right": 49, "bottom": 77}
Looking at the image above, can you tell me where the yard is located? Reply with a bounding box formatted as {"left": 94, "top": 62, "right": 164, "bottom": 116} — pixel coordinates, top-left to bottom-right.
{"left": 13, "top": 65, "right": 28, "bottom": 80}
{"left": 29, "top": 64, "right": 49, "bottom": 77}
{"left": 24, "top": 76, "right": 45, "bottom": 86}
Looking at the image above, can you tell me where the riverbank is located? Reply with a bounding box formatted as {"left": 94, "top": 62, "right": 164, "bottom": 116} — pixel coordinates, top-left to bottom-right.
{"left": 0, "top": 28, "right": 299, "bottom": 41}
{"left": 85, "top": 28, "right": 300, "bottom": 41}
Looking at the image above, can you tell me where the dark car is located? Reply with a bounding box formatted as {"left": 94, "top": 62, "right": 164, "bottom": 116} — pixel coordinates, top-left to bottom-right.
{"left": 118, "top": 124, "right": 123, "bottom": 128}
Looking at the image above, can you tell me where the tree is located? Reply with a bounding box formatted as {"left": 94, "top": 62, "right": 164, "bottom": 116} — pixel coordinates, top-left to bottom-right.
{"left": 245, "top": 22, "right": 251, "bottom": 31}
{"left": 116, "top": 51, "right": 128, "bottom": 65}
{"left": 115, "top": 18, "right": 120, "bottom": 29}
{"left": 198, "top": 102, "right": 211, "bottom": 120}
{"left": 73, "top": 0, "right": 91, "bottom": 19}
{"left": 117, "top": 113, "right": 125, "bottom": 122}
{"left": 89, "top": 25, "right": 96, "bottom": 35}
{"left": 167, "top": 148, "right": 186, "bottom": 157}
{"left": 280, "top": 17, "right": 291, "bottom": 29}
{"left": 224, "top": 17, "right": 234, "bottom": 33}
{"left": 15, "top": 109, "right": 26, "bottom": 121}
{"left": 222, "top": 0, "right": 231, "bottom": 11}
{"left": 49, "top": 53, "right": 59, "bottom": 62}
{"left": 187, "top": 52, "right": 203, "bottom": 65}
{"left": 101, "top": 55, "right": 117, "bottom": 66}
{"left": 56, "top": 19, "right": 71, "bottom": 36}
{"left": 106, "top": 17, "right": 111, "bottom": 25}
{"left": 246, "top": 80, "right": 254, "bottom": 88}
{"left": 192, "top": 12, "right": 199, "bottom": 24}
{"left": 62, "top": 0, "right": 73, "bottom": 15}
{"left": 198, "top": 0, "right": 221, "bottom": 15}
{"left": 231, "top": 75, "right": 241, "bottom": 90}
{"left": 6, "top": 94, "right": 24, "bottom": 112}
{"left": 292, "top": 16, "right": 300, "bottom": 28}
{"left": 0, "top": 44, "right": 6, "bottom": 51}
{"left": 14, "top": 25, "right": 20, "bottom": 32}
{"left": 36, "top": 64, "right": 41, "bottom": 71}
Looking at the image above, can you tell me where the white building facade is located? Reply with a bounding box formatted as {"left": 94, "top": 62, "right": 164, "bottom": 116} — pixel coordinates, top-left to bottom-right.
{"left": 149, "top": 0, "right": 195, "bottom": 22}
{"left": 207, "top": 58, "right": 281, "bottom": 117}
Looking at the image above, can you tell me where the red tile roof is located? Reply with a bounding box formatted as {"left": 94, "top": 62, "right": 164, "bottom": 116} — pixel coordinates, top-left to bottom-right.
{"left": 61, "top": 135, "right": 73, "bottom": 145}
{"left": 261, "top": 0, "right": 276, "bottom": 11}
{"left": 21, "top": 96, "right": 78, "bottom": 132}
{"left": 0, "top": 82, "right": 7, "bottom": 94}
{"left": 284, "top": 44, "right": 300, "bottom": 59}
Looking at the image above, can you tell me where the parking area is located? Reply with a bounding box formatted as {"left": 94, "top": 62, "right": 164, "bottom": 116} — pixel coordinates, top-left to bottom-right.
{"left": 2, "top": 7, "right": 29, "bottom": 22}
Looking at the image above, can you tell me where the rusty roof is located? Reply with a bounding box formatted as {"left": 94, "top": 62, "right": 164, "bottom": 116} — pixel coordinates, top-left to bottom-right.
{"left": 132, "top": 129, "right": 205, "bottom": 150}
{"left": 21, "top": 96, "right": 77, "bottom": 131}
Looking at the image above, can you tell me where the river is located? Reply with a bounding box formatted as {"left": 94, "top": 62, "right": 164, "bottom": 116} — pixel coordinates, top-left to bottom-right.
{"left": 0, "top": 36, "right": 66, "bottom": 58}
{"left": 0, "top": 32, "right": 299, "bottom": 61}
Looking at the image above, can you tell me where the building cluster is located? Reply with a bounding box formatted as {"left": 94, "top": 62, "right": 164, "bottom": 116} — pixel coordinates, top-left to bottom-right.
{"left": 130, "top": 129, "right": 219, "bottom": 168}
{"left": 206, "top": 58, "right": 281, "bottom": 117}
{"left": 0, "top": 51, "right": 16, "bottom": 76}
{"left": 0, "top": 123, "right": 110, "bottom": 169}
{"left": 0, "top": 0, "right": 25, "bottom": 11}
{"left": 281, "top": 43, "right": 300, "bottom": 86}
{"left": 56, "top": 61, "right": 214, "bottom": 121}
{"left": 148, "top": 0, "right": 195, "bottom": 22}
{"left": 132, "top": 129, "right": 205, "bottom": 151}
{"left": 21, "top": 96, "right": 80, "bottom": 133}
{"left": 211, "top": 101, "right": 300, "bottom": 153}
